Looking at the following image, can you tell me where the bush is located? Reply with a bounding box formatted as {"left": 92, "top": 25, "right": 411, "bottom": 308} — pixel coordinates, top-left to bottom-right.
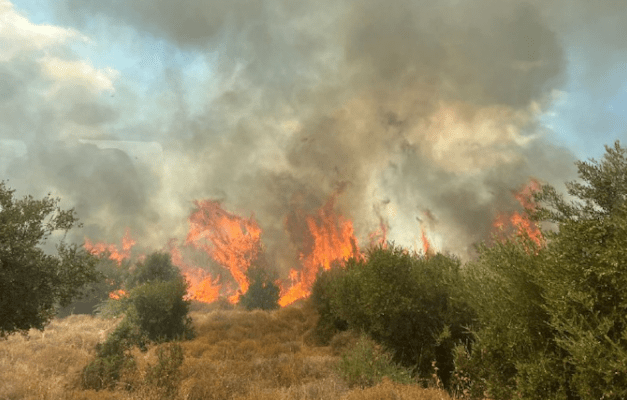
{"left": 127, "top": 278, "right": 194, "bottom": 342}
{"left": 81, "top": 320, "right": 141, "bottom": 390}
{"left": 337, "top": 334, "right": 415, "bottom": 388}
{"left": 309, "top": 267, "right": 349, "bottom": 345}
{"left": 314, "top": 245, "right": 474, "bottom": 387}
{"left": 128, "top": 252, "right": 181, "bottom": 288}
{"left": 239, "top": 265, "right": 280, "bottom": 311}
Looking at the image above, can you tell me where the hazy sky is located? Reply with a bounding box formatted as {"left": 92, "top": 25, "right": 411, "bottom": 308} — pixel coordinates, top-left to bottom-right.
{"left": 2, "top": 0, "right": 626, "bottom": 260}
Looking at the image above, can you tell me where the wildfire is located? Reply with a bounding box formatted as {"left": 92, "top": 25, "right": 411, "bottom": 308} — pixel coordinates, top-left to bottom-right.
{"left": 185, "top": 200, "right": 262, "bottom": 303}
{"left": 84, "top": 228, "right": 136, "bottom": 265}
{"left": 279, "top": 193, "right": 360, "bottom": 307}
{"left": 493, "top": 179, "right": 544, "bottom": 247}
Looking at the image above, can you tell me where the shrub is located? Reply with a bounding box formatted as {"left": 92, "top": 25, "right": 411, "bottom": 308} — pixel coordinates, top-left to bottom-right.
{"left": 337, "top": 334, "right": 414, "bottom": 388}
{"left": 239, "top": 265, "right": 280, "bottom": 311}
{"left": 317, "top": 244, "right": 474, "bottom": 387}
{"left": 81, "top": 320, "right": 141, "bottom": 390}
{"left": 127, "top": 278, "right": 194, "bottom": 342}
{"left": 309, "top": 267, "right": 349, "bottom": 345}
{"left": 128, "top": 252, "right": 181, "bottom": 288}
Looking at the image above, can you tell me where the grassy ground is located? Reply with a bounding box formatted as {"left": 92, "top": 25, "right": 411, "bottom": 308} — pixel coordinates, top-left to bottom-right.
{"left": 0, "top": 301, "right": 454, "bottom": 400}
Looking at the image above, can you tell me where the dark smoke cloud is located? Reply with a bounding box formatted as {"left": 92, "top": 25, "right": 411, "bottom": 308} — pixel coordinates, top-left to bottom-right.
{"left": 9, "top": 0, "right": 625, "bottom": 261}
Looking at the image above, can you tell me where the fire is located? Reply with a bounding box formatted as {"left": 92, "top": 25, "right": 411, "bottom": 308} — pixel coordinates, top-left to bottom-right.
{"left": 493, "top": 179, "right": 544, "bottom": 248}
{"left": 168, "top": 240, "right": 222, "bottom": 303}
{"left": 279, "top": 193, "right": 360, "bottom": 307}
{"left": 420, "top": 227, "right": 431, "bottom": 256}
{"left": 185, "top": 200, "right": 262, "bottom": 303}
{"left": 84, "top": 228, "right": 136, "bottom": 265}
{"left": 108, "top": 289, "right": 128, "bottom": 300}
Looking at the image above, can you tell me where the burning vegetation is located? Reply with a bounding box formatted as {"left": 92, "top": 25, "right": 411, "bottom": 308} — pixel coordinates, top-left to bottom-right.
{"left": 83, "top": 178, "right": 542, "bottom": 309}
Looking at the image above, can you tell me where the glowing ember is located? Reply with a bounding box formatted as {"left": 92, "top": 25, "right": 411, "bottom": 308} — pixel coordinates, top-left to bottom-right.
{"left": 493, "top": 179, "right": 544, "bottom": 248}
{"left": 279, "top": 194, "right": 360, "bottom": 307}
{"left": 108, "top": 289, "right": 127, "bottom": 300}
{"left": 84, "top": 228, "right": 136, "bottom": 265}
{"left": 185, "top": 200, "right": 262, "bottom": 301}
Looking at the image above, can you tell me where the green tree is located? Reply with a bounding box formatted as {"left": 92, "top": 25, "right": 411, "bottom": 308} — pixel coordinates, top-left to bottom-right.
{"left": 0, "top": 181, "right": 99, "bottom": 337}
{"left": 532, "top": 141, "right": 627, "bottom": 399}
{"left": 461, "top": 141, "right": 627, "bottom": 399}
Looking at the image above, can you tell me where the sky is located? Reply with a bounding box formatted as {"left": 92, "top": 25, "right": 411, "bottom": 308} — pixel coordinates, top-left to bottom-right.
{"left": 1, "top": 0, "right": 627, "bottom": 263}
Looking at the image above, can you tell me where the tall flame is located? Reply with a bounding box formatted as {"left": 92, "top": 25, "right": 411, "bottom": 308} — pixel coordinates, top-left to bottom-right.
{"left": 185, "top": 200, "right": 262, "bottom": 303}
{"left": 279, "top": 194, "right": 360, "bottom": 307}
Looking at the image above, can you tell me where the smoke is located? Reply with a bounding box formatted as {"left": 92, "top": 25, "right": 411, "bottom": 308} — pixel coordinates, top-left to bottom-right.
{"left": 4, "top": 0, "right": 624, "bottom": 261}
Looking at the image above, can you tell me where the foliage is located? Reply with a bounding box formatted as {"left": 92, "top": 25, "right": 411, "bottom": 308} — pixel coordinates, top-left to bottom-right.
{"left": 314, "top": 244, "right": 474, "bottom": 387}
{"left": 127, "top": 252, "right": 180, "bottom": 289}
{"left": 81, "top": 319, "right": 141, "bottom": 390}
{"left": 239, "top": 265, "right": 280, "bottom": 311}
{"left": 126, "top": 277, "right": 194, "bottom": 342}
{"left": 462, "top": 141, "right": 627, "bottom": 399}
{"left": 337, "top": 334, "right": 415, "bottom": 388}
{"left": 0, "top": 181, "right": 99, "bottom": 337}
{"left": 309, "top": 266, "right": 349, "bottom": 345}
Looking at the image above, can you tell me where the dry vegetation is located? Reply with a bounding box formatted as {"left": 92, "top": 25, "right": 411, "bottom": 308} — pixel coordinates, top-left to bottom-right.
{"left": 0, "top": 301, "right": 454, "bottom": 400}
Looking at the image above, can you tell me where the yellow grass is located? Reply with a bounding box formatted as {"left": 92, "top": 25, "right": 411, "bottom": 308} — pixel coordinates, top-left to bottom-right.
{"left": 0, "top": 302, "right": 457, "bottom": 400}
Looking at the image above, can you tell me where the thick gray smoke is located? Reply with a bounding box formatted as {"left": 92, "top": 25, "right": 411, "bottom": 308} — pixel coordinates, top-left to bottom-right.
{"left": 3, "top": 0, "right": 624, "bottom": 261}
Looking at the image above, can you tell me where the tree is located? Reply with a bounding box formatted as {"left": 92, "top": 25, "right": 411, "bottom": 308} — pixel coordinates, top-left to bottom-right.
{"left": 0, "top": 181, "right": 99, "bottom": 337}
{"left": 460, "top": 142, "right": 627, "bottom": 399}
{"left": 532, "top": 141, "right": 627, "bottom": 399}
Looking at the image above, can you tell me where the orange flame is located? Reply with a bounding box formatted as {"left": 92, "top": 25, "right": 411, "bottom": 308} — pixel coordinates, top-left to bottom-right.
{"left": 84, "top": 228, "right": 136, "bottom": 265}
{"left": 493, "top": 179, "right": 544, "bottom": 248}
{"left": 168, "top": 240, "right": 222, "bottom": 303}
{"left": 185, "top": 200, "right": 262, "bottom": 302}
{"left": 279, "top": 194, "right": 360, "bottom": 307}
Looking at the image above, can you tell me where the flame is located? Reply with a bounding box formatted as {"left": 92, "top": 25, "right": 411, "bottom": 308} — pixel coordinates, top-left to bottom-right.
{"left": 420, "top": 227, "right": 431, "bottom": 256}
{"left": 493, "top": 179, "right": 544, "bottom": 248}
{"left": 168, "top": 240, "right": 222, "bottom": 303}
{"left": 108, "top": 289, "right": 127, "bottom": 300}
{"left": 185, "top": 200, "right": 262, "bottom": 302}
{"left": 279, "top": 194, "right": 360, "bottom": 307}
{"left": 84, "top": 228, "right": 136, "bottom": 265}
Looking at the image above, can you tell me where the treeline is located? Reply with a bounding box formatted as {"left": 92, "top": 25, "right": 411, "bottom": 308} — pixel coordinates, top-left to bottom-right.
{"left": 309, "top": 142, "right": 627, "bottom": 400}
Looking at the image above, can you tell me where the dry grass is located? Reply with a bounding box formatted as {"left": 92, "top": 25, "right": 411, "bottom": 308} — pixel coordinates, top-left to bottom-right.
{"left": 0, "top": 301, "right": 458, "bottom": 400}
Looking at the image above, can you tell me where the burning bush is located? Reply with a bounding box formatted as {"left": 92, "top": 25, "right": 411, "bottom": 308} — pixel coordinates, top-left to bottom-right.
{"left": 313, "top": 244, "right": 474, "bottom": 388}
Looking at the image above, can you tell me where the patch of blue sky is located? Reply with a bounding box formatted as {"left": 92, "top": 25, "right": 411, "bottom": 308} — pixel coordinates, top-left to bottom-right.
{"left": 539, "top": 45, "right": 627, "bottom": 161}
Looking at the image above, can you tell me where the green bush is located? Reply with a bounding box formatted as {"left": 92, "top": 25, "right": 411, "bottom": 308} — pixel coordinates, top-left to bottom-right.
{"left": 337, "top": 334, "right": 415, "bottom": 388}
{"left": 127, "top": 278, "right": 194, "bottom": 342}
{"left": 81, "top": 320, "right": 141, "bottom": 390}
{"left": 314, "top": 244, "right": 474, "bottom": 387}
{"left": 309, "top": 267, "right": 349, "bottom": 345}
{"left": 128, "top": 252, "right": 181, "bottom": 288}
{"left": 239, "top": 265, "right": 280, "bottom": 311}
